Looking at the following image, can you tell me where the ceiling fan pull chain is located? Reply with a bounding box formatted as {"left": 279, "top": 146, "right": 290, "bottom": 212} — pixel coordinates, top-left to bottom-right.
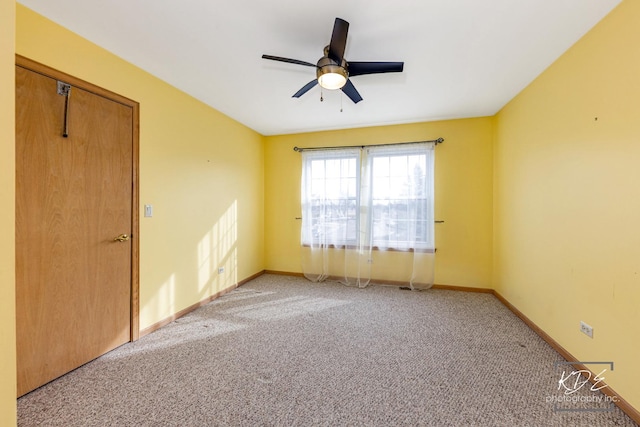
{"left": 320, "top": 87, "right": 324, "bottom": 102}
{"left": 340, "top": 91, "right": 343, "bottom": 112}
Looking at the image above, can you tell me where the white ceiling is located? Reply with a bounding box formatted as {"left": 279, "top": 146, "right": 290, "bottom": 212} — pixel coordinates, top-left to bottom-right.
{"left": 18, "top": 0, "right": 622, "bottom": 136}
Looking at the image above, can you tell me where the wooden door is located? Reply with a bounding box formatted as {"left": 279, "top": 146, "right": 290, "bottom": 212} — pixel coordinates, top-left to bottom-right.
{"left": 15, "top": 59, "right": 138, "bottom": 397}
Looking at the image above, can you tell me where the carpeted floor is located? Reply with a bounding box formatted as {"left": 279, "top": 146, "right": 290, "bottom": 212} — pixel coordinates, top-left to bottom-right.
{"left": 18, "top": 274, "right": 638, "bottom": 426}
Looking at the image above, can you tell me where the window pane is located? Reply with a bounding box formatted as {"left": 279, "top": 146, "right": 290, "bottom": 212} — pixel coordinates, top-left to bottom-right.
{"left": 389, "top": 156, "right": 406, "bottom": 176}
{"left": 311, "top": 160, "right": 325, "bottom": 179}
{"left": 373, "top": 156, "right": 389, "bottom": 176}
{"left": 390, "top": 177, "right": 405, "bottom": 198}
{"left": 372, "top": 176, "right": 389, "bottom": 199}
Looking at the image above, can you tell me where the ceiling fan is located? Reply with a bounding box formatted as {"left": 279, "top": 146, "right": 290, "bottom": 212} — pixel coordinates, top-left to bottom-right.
{"left": 262, "top": 18, "right": 404, "bottom": 104}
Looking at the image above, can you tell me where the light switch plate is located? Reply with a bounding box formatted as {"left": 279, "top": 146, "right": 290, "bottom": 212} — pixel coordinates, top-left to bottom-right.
{"left": 144, "top": 204, "right": 153, "bottom": 217}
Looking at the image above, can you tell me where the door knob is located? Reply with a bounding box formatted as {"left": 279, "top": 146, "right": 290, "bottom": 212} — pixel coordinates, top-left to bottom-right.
{"left": 113, "top": 234, "right": 130, "bottom": 242}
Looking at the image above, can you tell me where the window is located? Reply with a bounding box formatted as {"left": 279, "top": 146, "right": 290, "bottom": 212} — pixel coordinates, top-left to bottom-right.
{"left": 301, "top": 143, "right": 434, "bottom": 252}
{"left": 368, "top": 145, "right": 434, "bottom": 251}
{"left": 301, "top": 149, "right": 360, "bottom": 247}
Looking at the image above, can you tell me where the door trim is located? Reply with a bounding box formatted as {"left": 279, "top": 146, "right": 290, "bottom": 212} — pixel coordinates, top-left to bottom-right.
{"left": 16, "top": 54, "right": 140, "bottom": 341}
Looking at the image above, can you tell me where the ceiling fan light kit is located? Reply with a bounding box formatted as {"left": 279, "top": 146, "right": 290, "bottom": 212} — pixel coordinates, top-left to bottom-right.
{"left": 262, "top": 17, "right": 404, "bottom": 104}
{"left": 317, "top": 56, "right": 348, "bottom": 90}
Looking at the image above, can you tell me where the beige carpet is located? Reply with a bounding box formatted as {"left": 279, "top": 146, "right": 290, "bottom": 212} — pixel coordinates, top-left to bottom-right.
{"left": 18, "top": 274, "right": 637, "bottom": 426}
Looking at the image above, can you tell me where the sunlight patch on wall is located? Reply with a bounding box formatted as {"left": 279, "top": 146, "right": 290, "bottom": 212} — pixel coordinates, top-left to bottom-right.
{"left": 197, "top": 230, "right": 213, "bottom": 291}
{"left": 197, "top": 200, "right": 239, "bottom": 296}
{"left": 218, "top": 199, "right": 238, "bottom": 289}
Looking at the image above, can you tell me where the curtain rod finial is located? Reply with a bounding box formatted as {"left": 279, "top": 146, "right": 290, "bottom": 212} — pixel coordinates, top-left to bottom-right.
{"left": 293, "top": 146, "right": 302, "bottom": 152}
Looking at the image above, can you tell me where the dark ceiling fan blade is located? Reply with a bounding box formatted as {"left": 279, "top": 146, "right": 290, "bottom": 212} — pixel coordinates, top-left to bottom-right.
{"left": 348, "top": 61, "right": 404, "bottom": 76}
{"left": 328, "top": 18, "right": 349, "bottom": 63}
{"left": 341, "top": 79, "right": 363, "bottom": 104}
{"left": 262, "top": 54, "right": 317, "bottom": 68}
{"left": 293, "top": 80, "right": 319, "bottom": 98}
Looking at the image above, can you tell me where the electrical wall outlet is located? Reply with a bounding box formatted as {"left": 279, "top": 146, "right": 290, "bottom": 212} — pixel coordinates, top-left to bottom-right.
{"left": 580, "top": 321, "right": 593, "bottom": 338}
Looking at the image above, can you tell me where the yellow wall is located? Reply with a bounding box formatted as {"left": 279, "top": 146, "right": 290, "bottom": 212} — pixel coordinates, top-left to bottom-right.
{"left": 494, "top": 0, "right": 640, "bottom": 410}
{"left": 265, "top": 117, "right": 494, "bottom": 288}
{"left": 0, "top": 0, "right": 16, "bottom": 424}
{"left": 16, "top": 4, "right": 265, "bottom": 330}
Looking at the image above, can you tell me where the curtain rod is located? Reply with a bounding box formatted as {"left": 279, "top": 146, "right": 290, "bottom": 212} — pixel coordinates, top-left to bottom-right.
{"left": 293, "top": 137, "right": 444, "bottom": 152}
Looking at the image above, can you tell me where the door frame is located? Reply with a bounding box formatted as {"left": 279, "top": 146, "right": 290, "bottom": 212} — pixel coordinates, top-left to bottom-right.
{"left": 16, "top": 54, "right": 140, "bottom": 341}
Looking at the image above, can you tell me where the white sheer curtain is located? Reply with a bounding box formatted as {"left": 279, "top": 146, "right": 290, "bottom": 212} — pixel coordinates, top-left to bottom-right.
{"left": 300, "top": 148, "right": 372, "bottom": 287}
{"left": 363, "top": 143, "right": 435, "bottom": 290}
{"left": 300, "top": 142, "right": 435, "bottom": 290}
